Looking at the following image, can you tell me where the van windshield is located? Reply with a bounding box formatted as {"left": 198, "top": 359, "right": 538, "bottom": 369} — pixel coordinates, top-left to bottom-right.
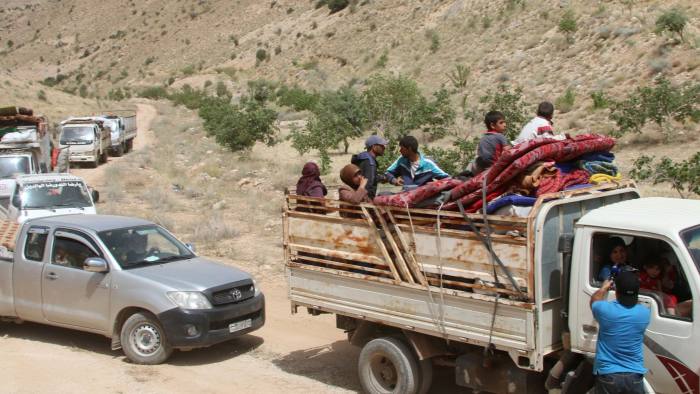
{"left": 19, "top": 181, "right": 92, "bottom": 209}
{"left": 681, "top": 225, "right": 700, "bottom": 272}
{"left": 98, "top": 225, "right": 195, "bottom": 269}
{"left": 60, "top": 127, "right": 94, "bottom": 144}
{"left": 0, "top": 156, "right": 30, "bottom": 179}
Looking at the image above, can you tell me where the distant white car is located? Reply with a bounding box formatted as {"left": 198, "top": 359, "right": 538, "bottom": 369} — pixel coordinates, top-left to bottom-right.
{"left": 0, "top": 173, "right": 97, "bottom": 223}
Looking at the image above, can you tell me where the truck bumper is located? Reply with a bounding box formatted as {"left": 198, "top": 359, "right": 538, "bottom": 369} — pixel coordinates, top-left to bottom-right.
{"left": 157, "top": 293, "right": 265, "bottom": 348}
{"left": 69, "top": 155, "right": 97, "bottom": 162}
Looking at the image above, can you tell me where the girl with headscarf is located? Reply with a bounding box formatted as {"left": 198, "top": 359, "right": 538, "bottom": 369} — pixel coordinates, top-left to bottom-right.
{"left": 295, "top": 162, "right": 327, "bottom": 213}
{"left": 339, "top": 164, "right": 371, "bottom": 204}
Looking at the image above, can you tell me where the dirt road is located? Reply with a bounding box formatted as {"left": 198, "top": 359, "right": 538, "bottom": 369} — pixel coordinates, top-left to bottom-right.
{"left": 0, "top": 103, "right": 362, "bottom": 393}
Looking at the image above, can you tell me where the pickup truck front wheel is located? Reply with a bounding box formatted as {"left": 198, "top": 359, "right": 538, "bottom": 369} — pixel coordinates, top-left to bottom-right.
{"left": 121, "top": 312, "right": 173, "bottom": 365}
{"left": 358, "top": 337, "right": 420, "bottom": 394}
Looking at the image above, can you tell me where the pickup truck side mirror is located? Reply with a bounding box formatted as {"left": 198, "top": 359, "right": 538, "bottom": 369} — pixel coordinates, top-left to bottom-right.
{"left": 89, "top": 187, "right": 100, "bottom": 203}
{"left": 84, "top": 257, "right": 109, "bottom": 273}
{"left": 185, "top": 243, "right": 196, "bottom": 253}
{"left": 11, "top": 193, "right": 20, "bottom": 208}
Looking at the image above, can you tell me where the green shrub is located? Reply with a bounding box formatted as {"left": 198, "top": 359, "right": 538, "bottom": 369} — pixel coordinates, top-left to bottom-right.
{"left": 591, "top": 91, "right": 609, "bottom": 109}
{"left": 276, "top": 85, "right": 320, "bottom": 111}
{"left": 247, "top": 79, "right": 277, "bottom": 103}
{"left": 559, "top": 9, "right": 577, "bottom": 41}
{"left": 169, "top": 84, "right": 208, "bottom": 109}
{"left": 655, "top": 8, "right": 688, "bottom": 41}
{"left": 555, "top": 88, "right": 576, "bottom": 113}
{"left": 326, "top": 0, "right": 349, "bottom": 13}
{"left": 215, "top": 81, "right": 231, "bottom": 99}
{"left": 41, "top": 73, "right": 68, "bottom": 87}
{"left": 426, "top": 29, "right": 440, "bottom": 53}
{"left": 37, "top": 90, "right": 47, "bottom": 101}
{"left": 630, "top": 153, "right": 700, "bottom": 198}
{"left": 138, "top": 85, "right": 168, "bottom": 99}
{"left": 255, "top": 48, "right": 268, "bottom": 64}
{"left": 375, "top": 50, "right": 388, "bottom": 68}
{"left": 198, "top": 96, "right": 278, "bottom": 152}
{"left": 446, "top": 64, "right": 470, "bottom": 89}
{"left": 79, "top": 84, "right": 88, "bottom": 98}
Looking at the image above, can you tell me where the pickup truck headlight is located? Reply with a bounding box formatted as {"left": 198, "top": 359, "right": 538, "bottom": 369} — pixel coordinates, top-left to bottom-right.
{"left": 252, "top": 279, "right": 261, "bottom": 296}
{"left": 166, "top": 291, "right": 212, "bottom": 309}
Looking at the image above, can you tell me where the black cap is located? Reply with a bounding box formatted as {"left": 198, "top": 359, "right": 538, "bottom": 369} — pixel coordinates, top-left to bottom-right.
{"left": 615, "top": 268, "right": 640, "bottom": 307}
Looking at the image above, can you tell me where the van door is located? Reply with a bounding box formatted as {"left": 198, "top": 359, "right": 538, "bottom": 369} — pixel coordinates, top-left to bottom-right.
{"left": 41, "top": 229, "right": 111, "bottom": 332}
{"left": 571, "top": 229, "right": 699, "bottom": 393}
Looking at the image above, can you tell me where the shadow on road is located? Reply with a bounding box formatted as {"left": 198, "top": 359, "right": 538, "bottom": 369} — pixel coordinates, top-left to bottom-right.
{"left": 273, "top": 340, "right": 362, "bottom": 392}
{"left": 0, "top": 321, "right": 264, "bottom": 366}
{"left": 168, "top": 334, "right": 264, "bottom": 366}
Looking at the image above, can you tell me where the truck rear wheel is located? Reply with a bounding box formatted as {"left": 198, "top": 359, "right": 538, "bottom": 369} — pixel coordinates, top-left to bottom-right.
{"left": 120, "top": 312, "right": 173, "bottom": 365}
{"left": 358, "top": 337, "right": 420, "bottom": 394}
{"left": 113, "top": 144, "right": 124, "bottom": 157}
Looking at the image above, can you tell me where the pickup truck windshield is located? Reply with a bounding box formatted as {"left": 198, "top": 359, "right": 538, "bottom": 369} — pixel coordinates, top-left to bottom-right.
{"left": 60, "top": 126, "right": 94, "bottom": 144}
{"left": 20, "top": 181, "right": 92, "bottom": 209}
{"left": 0, "top": 156, "right": 30, "bottom": 179}
{"left": 98, "top": 225, "right": 195, "bottom": 269}
{"left": 681, "top": 225, "right": 700, "bottom": 272}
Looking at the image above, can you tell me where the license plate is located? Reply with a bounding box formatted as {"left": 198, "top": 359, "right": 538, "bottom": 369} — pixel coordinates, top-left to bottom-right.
{"left": 228, "top": 318, "right": 252, "bottom": 333}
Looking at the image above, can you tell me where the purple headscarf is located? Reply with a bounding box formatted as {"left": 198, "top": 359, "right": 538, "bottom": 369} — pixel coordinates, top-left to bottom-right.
{"left": 296, "top": 162, "right": 327, "bottom": 197}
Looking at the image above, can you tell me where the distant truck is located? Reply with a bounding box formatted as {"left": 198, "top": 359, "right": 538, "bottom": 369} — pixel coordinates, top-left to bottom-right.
{"left": 92, "top": 112, "right": 137, "bottom": 157}
{"left": 0, "top": 107, "right": 53, "bottom": 200}
{"left": 284, "top": 182, "right": 699, "bottom": 394}
{"left": 0, "top": 214, "right": 266, "bottom": 364}
{"left": 0, "top": 173, "right": 96, "bottom": 223}
{"left": 59, "top": 117, "right": 111, "bottom": 168}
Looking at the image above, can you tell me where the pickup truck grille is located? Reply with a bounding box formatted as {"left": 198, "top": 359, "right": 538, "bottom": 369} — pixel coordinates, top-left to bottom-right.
{"left": 210, "top": 283, "right": 255, "bottom": 306}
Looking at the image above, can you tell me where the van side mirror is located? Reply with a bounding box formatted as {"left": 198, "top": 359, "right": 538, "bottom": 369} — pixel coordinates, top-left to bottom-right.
{"left": 11, "top": 193, "right": 20, "bottom": 208}
{"left": 84, "top": 257, "right": 109, "bottom": 273}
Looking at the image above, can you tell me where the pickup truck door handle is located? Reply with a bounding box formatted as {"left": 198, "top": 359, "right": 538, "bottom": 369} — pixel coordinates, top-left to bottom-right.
{"left": 582, "top": 324, "right": 598, "bottom": 335}
{"left": 45, "top": 272, "right": 59, "bottom": 280}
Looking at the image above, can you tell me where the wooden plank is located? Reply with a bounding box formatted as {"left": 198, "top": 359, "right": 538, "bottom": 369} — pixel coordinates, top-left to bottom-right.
{"left": 360, "top": 206, "right": 404, "bottom": 283}
{"left": 425, "top": 277, "right": 522, "bottom": 297}
{"left": 370, "top": 206, "right": 420, "bottom": 285}
{"left": 396, "top": 223, "right": 528, "bottom": 246}
{"left": 288, "top": 262, "right": 397, "bottom": 285}
{"left": 289, "top": 243, "right": 387, "bottom": 267}
{"left": 383, "top": 208, "right": 427, "bottom": 286}
{"left": 293, "top": 254, "right": 392, "bottom": 276}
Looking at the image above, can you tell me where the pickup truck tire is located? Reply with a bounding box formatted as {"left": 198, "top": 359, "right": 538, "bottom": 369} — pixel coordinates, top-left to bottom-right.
{"left": 113, "top": 144, "right": 124, "bottom": 157}
{"left": 120, "top": 312, "right": 173, "bottom": 365}
{"left": 358, "top": 337, "right": 420, "bottom": 394}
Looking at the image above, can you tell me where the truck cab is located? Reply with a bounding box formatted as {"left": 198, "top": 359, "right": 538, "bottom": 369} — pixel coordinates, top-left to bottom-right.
{"left": 1, "top": 173, "right": 96, "bottom": 223}
{"left": 59, "top": 118, "right": 110, "bottom": 168}
{"left": 568, "top": 198, "right": 699, "bottom": 393}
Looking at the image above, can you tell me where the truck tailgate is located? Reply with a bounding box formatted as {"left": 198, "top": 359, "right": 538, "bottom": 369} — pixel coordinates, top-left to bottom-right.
{"left": 289, "top": 267, "right": 536, "bottom": 352}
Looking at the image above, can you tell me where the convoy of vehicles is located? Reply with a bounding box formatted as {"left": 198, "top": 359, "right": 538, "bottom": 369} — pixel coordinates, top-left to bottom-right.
{"left": 89, "top": 112, "right": 138, "bottom": 157}
{"left": 0, "top": 214, "right": 265, "bottom": 364}
{"left": 59, "top": 117, "right": 112, "bottom": 168}
{"left": 284, "top": 182, "right": 699, "bottom": 394}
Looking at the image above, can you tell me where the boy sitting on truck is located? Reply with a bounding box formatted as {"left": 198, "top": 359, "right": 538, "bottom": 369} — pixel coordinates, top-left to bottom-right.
{"left": 460, "top": 111, "right": 511, "bottom": 177}
{"left": 383, "top": 135, "right": 449, "bottom": 189}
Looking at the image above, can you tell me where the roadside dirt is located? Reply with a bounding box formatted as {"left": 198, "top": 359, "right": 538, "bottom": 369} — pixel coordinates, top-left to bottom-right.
{"left": 0, "top": 103, "right": 361, "bottom": 393}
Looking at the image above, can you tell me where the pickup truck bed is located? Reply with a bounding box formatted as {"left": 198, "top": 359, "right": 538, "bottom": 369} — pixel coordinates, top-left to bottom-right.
{"left": 284, "top": 181, "right": 640, "bottom": 370}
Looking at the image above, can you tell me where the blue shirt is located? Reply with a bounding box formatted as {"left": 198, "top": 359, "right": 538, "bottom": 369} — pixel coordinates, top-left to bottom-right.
{"left": 591, "top": 300, "right": 650, "bottom": 375}
{"left": 384, "top": 153, "right": 449, "bottom": 187}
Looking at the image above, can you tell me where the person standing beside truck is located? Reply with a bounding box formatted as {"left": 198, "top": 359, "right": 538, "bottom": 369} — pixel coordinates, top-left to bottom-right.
{"left": 589, "top": 268, "right": 650, "bottom": 394}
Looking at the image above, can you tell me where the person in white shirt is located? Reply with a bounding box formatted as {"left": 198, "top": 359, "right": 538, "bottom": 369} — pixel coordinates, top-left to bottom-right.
{"left": 513, "top": 101, "right": 566, "bottom": 145}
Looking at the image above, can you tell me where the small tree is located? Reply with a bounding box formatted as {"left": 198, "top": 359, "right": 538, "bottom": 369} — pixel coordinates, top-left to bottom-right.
{"left": 423, "top": 136, "right": 479, "bottom": 176}
{"left": 609, "top": 78, "right": 700, "bottom": 137}
{"left": 289, "top": 87, "right": 366, "bottom": 172}
{"left": 655, "top": 8, "right": 688, "bottom": 42}
{"left": 630, "top": 153, "right": 700, "bottom": 198}
{"left": 199, "top": 97, "right": 278, "bottom": 152}
{"left": 247, "top": 79, "right": 277, "bottom": 103}
{"left": 276, "top": 85, "right": 319, "bottom": 111}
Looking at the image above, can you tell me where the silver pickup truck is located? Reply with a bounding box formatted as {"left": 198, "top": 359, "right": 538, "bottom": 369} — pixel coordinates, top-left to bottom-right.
{"left": 0, "top": 214, "right": 265, "bottom": 364}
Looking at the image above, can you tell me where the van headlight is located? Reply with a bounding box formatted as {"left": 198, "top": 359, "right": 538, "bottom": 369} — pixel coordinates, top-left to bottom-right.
{"left": 167, "top": 291, "right": 212, "bottom": 309}
{"left": 252, "top": 279, "right": 261, "bottom": 296}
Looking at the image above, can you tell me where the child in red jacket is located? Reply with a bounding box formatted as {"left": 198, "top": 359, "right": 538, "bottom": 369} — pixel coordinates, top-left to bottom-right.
{"left": 640, "top": 257, "right": 678, "bottom": 315}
